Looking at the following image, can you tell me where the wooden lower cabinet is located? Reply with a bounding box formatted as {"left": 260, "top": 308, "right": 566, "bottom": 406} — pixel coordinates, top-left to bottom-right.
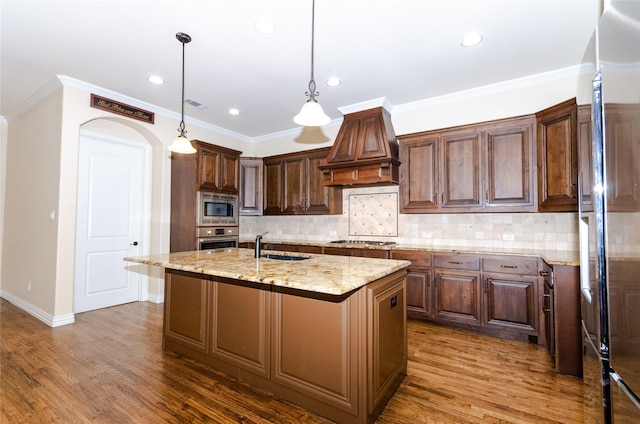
{"left": 483, "top": 273, "right": 537, "bottom": 336}
{"left": 162, "top": 268, "right": 407, "bottom": 424}
{"left": 434, "top": 270, "right": 482, "bottom": 327}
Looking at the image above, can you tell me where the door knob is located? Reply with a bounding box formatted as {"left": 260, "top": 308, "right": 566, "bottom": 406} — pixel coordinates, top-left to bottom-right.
{"left": 130, "top": 241, "right": 138, "bottom": 246}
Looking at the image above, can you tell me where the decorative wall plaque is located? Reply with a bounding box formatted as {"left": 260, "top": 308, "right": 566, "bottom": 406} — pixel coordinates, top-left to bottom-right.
{"left": 90, "top": 94, "right": 154, "bottom": 124}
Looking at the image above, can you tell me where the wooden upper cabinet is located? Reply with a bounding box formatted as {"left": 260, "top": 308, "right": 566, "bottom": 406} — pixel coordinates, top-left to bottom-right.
{"left": 195, "top": 141, "right": 241, "bottom": 194}
{"left": 441, "top": 130, "right": 482, "bottom": 209}
{"left": 239, "top": 158, "right": 263, "bottom": 216}
{"left": 263, "top": 159, "right": 284, "bottom": 214}
{"left": 399, "top": 115, "right": 536, "bottom": 213}
{"left": 536, "top": 99, "right": 578, "bottom": 212}
{"left": 577, "top": 105, "right": 594, "bottom": 211}
{"left": 484, "top": 117, "right": 536, "bottom": 210}
{"left": 399, "top": 136, "right": 438, "bottom": 211}
{"left": 263, "top": 147, "right": 342, "bottom": 216}
{"left": 604, "top": 104, "right": 640, "bottom": 212}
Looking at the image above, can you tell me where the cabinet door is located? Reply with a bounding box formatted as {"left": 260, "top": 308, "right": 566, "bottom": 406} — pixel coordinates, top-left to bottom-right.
{"left": 441, "top": 131, "right": 482, "bottom": 209}
{"left": 578, "top": 105, "right": 593, "bottom": 211}
{"left": 199, "top": 147, "right": 221, "bottom": 191}
{"left": 604, "top": 104, "right": 640, "bottom": 212}
{"left": 399, "top": 136, "right": 439, "bottom": 212}
{"left": 406, "top": 268, "right": 432, "bottom": 319}
{"left": 282, "top": 156, "right": 305, "bottom": 214}
{"left": 483, "top": 274, "right": 537, "bottom": 334}
{"left": 536, "top": 99, "right": 578, "bottom": 212}
{"left": 211, "top": 279, "right": 270, "bottom": 377}
{"left": 434, "top": 270, "right": 481, "bottom": 326}
{"left": 263, "top": 160, "right": 283, "bottom": 214}
{"left": 484, "top": 118, "right": 535, "bottom": 209}
{"left": 219, "top": 152, "right": 239, "bottom": 194}
{"left": 239, "top": 158, "right": 263, "bottom": 215}
{"left": 164, "top": 270, "right": 209, "bottom": 353}
{"left": 305, "top": 150, "right": 332, "bottom": 214}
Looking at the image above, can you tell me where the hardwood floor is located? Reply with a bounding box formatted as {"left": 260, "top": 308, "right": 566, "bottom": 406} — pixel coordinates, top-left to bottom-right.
{"left": 0, "top": 299, "right": 585, "bottom": 423}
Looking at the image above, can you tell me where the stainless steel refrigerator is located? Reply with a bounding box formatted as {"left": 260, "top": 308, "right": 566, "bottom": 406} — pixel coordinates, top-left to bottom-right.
{"left": 578, "top": 1, "right": 640, "bottom": 422}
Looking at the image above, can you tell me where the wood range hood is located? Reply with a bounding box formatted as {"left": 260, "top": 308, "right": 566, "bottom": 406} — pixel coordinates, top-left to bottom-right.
{"left": 319, "top": 106, "right": 400, "bottom": 187}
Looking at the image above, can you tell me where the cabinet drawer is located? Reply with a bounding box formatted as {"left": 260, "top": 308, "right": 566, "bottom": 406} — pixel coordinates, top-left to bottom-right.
{"left": 352, "top": 248, "right": 390, "bottom": 259}
{"left": 391, "top": 250, "right": 432, "bottom": 268}
{"left": 433, "top": 254, "right": 480, "bottom": 271}
{"left": 483, "top": 256, "right": 538, "bottom": 275}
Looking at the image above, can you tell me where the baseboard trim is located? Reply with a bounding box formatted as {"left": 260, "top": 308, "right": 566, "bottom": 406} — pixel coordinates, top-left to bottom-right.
{"left": 0, "top": 291, "right": 75, "bottom": 327}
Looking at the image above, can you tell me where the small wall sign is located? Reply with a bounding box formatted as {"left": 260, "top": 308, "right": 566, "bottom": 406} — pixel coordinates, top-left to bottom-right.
{"left": 90, "top": 94, "right": 154, "bottom": 124}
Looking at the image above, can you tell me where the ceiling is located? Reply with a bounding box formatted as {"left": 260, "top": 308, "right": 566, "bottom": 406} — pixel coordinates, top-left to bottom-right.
{"left": 1, "top": 0, "right": 601, "bottom": 140}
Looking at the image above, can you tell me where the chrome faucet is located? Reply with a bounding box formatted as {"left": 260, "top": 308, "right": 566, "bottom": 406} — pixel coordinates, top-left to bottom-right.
{"left": 254, "top": 231, "right": 269, "bottom": 258}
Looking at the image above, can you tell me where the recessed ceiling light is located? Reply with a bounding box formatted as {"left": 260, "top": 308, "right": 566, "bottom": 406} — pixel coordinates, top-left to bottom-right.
{"left": 462, "top": 33, "right": 483, "bottom": 47}
{"left": 148, "top": 75, "right": 165, "bottom": 85}
{"left": 254, "top": 19, "right": 275, "bottom": 34}
{"left": 326, "top": 77, "right": 341, "bottom": 87}
{"left": 228, "top": 108, "right": 240, "bottom": 116}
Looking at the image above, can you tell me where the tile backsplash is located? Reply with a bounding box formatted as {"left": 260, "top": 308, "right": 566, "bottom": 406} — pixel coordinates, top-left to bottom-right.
{"left": 240, "top": 186, "right": 580, "bottom": 252}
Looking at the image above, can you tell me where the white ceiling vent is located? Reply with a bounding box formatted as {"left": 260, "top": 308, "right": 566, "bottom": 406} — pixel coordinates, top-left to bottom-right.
{"left": 185, "top": 98, "right": 208, "bottom": 110}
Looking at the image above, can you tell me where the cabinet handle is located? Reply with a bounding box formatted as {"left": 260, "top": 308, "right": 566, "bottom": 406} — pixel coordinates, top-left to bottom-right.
{"left": 435, "top": 192, "right": 438, "bottom": 205}
{"left": 486, "top": 191, "right": 489, "bottom": 202}
{"left": 500, "top": 265, "right": 517, "bottom": 269}
{"left": 448, "top": 261, "right": 463, "bottom": 265}
{"left": 539, "top": 271, "right": 550, "bottom": 277}
{"left": 220, "top": 177, "right": 225, "bottom": 186}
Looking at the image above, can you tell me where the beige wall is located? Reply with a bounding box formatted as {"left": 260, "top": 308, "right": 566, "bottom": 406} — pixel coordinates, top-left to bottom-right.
{"left": 1, "top": 67, "right": 582, "bottom": 325}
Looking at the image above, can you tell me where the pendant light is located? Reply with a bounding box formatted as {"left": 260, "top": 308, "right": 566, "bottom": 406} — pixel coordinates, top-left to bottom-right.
{"left": 293, "top": 0, "right": 331, "bottom": 127}
{"left": 168, "top": 32, "right": 197, "bottom": 154}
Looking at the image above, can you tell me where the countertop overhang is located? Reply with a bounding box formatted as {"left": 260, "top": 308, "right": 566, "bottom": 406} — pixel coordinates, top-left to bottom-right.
{"left": 124, "top": 248, "right": 411, "bottom": 296}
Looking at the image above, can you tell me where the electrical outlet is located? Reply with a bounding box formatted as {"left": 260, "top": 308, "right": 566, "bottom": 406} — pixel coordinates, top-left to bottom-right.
{"left": 422, "top": 232, "right": 432, "bottom": 238}
{"left": 27, "top": 281, "right": 31, "bottom": 292}
{"left": 503, "top": 233, "right": 515, "bottom": 241}
{"left": 276, "top": 229, "right": 283, "bottom": 236}
{"left": 329, "top": 230, "right": 337, "bottom": 237}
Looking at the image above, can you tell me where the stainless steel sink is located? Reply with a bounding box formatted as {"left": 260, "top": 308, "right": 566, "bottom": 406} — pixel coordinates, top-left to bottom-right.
{"left": 260, "top": 254, "right": 310, "bottom": 261}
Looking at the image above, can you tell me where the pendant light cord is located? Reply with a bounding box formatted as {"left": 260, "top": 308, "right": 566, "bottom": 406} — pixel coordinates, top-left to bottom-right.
{"left": 306, "top": 0, "right": 319, "bottom": 101}
{"left": 176, "top": 32, "right": 191, "bottom": 135}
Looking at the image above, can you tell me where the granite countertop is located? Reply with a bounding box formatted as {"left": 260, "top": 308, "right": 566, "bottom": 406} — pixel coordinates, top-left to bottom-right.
{"left": 240, "top": 239, "right": 580, "bottom": 266}
{"left": 124, "top": 248, "right": 411, "bottom": 296}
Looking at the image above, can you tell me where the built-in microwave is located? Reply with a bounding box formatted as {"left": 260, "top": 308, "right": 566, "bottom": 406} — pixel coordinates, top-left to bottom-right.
{"left": 197, "top": 192, "right": 238, "bottom": 226}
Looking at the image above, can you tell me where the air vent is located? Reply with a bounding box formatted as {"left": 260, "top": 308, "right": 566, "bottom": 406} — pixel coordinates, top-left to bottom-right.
{"left": 184, "top": 98, "right": 208, "bottom": 110}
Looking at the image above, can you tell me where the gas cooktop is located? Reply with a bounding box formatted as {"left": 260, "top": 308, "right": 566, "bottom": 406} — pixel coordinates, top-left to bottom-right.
{"left": 329, "top": 240, "right": 397, "bottom": 246}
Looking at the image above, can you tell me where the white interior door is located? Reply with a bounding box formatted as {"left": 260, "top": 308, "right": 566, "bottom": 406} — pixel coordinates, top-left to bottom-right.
{"left": 74, "top": 132, "right": 149, "bottom": 313}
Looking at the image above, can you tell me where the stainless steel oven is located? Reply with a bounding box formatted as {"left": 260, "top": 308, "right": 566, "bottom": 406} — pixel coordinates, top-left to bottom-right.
{"left": 197, "top": 226, "right": 239, "bottom": 250}
{"left": 197, "top": 192, "right": 238, "bottom": 226}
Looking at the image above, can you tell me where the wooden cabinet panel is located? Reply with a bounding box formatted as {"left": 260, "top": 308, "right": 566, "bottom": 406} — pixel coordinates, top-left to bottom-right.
{"left": 405, "top": 269, "right": 431, "bottom": 319}
{"left": 399, "top": 115, "right": 535, "bottom": 213}
{"left": 484, "top": 274, "right": 537, "bottom": 333}
{"left": 578, "top": 105, "right": 593, "bottom": 211}
{"left": 484, "top": 118, "right": 535, "bottom": 209}
{"left": 164, "top": 270, "right": 209, "bottom": 353}
{"left": 433, "top": 253, "right": 480, "bottom": 271}
{"left": 239, "top": 157, "right": 263, "bottom": 215}
{"left": 536, "top": 98, "right": 578, "bottom": 211}
{"left": 283, "top": 156, "right": 305, "bottom": 214}
{"left": 441, "top": 131, "right": 482, "bottom": 208}
{"left": 211, "top": 279, "right": 270, "bottom": 377}
{"left": 271, "top": 289, "right": 359, "bottom": 415}
{"left": 434, "top": 271, "right": 481, "bottom": 327}
{"left": 604, "top": 104, "right": 640, "bottom": 211}
{"left": 263, "top": 159, "right": 283, "bottom": 214}
{"left": 264, "top": 148, "right": 341, "bottom": 215}
{"left": 196, "top": 141, "right": 240, "bottom": 194}
{"left": 399, "top": 137, "right": 438, "bottom": 211}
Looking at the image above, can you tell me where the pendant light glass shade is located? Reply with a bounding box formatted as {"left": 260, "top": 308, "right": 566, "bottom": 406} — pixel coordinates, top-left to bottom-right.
{"left": 294, "top": 0, "right": 330, "bottom": 127}
{"left": 293, "top": 100, "right": 331, "bottom": 126}
{"left": 169, "top": 133, "right": 197, "bottom": 154}
{"left": 168, "top": 32, "right": 196, "bottom": 154}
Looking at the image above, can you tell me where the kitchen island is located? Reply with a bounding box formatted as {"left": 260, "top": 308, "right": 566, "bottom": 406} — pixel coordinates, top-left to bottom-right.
{"left": 124, "top": 248, "right": 411, "bottom": 424}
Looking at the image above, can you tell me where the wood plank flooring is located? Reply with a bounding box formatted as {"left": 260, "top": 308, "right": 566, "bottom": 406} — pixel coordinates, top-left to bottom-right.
{"left": 0, "top": 299, "right": 585, "bottom": 423}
